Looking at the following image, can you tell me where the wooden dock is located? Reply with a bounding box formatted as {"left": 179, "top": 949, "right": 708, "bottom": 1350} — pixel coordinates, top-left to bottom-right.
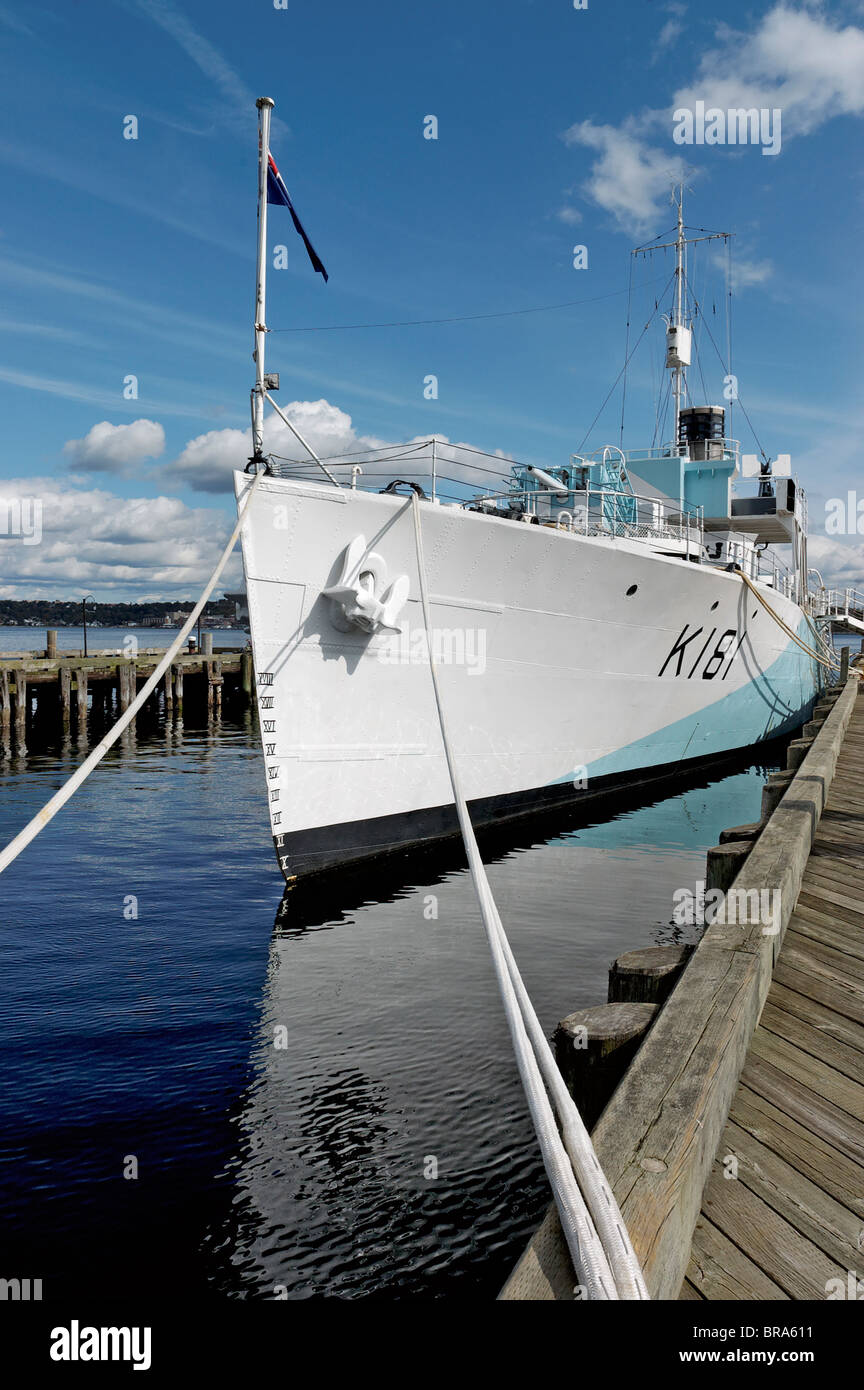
{"left": 683, "top": 693, "right": 864, "bottom": 1300}
{"left": 501, "top": 675, "right": 863, "bottom": 1301}
{"left": 0, "top": 631, "right": 254, "bottom": 752}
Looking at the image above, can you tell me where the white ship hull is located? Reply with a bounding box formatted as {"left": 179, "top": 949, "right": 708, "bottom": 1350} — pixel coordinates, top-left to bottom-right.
{"left": 236, "top": 472, "right": 821, "bottom": 881}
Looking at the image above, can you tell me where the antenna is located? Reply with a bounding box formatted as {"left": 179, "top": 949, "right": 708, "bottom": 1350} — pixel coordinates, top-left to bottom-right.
{"left": 632, "top": 184, "right": 730, "bottom": 454}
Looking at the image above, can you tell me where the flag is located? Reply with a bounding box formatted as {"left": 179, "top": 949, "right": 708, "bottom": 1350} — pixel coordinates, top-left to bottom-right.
{"left": 266, "top": 154, "right": 328, "bottom": 282}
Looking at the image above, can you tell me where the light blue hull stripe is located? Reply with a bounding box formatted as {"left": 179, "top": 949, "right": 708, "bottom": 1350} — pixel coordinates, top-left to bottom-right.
{"left": 558, "top": 628, "right": 821, "bottom": 786}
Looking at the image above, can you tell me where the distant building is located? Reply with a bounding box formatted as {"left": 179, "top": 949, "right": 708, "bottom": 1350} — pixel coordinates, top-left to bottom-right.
{"left": 224, "top": 591, "right": 249, "bottom": 624}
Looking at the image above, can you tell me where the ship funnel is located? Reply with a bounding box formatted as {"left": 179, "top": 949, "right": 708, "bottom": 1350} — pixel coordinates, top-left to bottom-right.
{"left": 678, "top": 405, "right": 725, "bottom": 462}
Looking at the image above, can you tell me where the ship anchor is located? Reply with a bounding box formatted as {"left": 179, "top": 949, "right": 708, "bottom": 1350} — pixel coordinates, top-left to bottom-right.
{"left": 322, "top": 534, "right": 409, "bottom": 635}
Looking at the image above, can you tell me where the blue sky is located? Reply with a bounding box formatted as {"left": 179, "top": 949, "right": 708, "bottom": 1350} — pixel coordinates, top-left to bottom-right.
{"left": 0, "top": 0, "right": 862, "bottom": 599}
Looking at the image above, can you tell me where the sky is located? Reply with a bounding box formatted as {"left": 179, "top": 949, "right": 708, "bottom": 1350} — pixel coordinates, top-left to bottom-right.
{"left": 0, "top": 0, "right": 862, "bottom": 600}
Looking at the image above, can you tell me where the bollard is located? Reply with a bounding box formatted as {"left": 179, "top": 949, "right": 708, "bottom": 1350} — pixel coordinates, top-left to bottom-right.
{"left": 608, "top": 946, "right": 691, "bottom": 1006}
{"left": 554, "top": 1002, "right": 657, "bottom": 1129}
{"left": 706, "top": 840, "right": 753, "bottom": 893}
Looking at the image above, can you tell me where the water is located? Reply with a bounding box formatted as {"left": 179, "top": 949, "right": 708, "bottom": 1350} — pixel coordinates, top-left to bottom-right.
{"left": 0, "top": 692, "right": 782, "bottom": 1301}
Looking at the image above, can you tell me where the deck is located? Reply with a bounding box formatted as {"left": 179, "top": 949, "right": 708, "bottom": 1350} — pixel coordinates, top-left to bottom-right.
{"left": 683, "top": 696, "right": 864, "bottom": 1299}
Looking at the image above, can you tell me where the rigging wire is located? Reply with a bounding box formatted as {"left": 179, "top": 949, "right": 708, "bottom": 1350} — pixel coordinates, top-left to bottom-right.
{"left": 575, "top": 269, "right": 677, "bottom": 454}
{"left": 268, "top": 275, "right": 671, "bottom": 333}
{"left": 618, "top": 254, "right": 634, "bottom": 448}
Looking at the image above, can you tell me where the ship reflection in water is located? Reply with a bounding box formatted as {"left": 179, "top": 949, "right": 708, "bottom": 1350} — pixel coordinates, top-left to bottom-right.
{"left": 206, "top": 747, "right": 782, "bottom": 1299}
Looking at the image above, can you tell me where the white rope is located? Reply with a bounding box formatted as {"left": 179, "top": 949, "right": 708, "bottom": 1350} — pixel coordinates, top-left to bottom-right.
{"left": 410, "top": 494, "right": 648, "bottom": 1300}
{"left": 0, "top": 469, "right": 264, "bottom": 877}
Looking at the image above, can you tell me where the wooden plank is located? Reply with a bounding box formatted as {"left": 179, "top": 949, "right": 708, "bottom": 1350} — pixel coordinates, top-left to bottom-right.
{"left": 700, "top": 1166, "right": 846, "bottom": 1299}
{"left": 679, "top": 1278, "right": 704, "bottom": 1300}
{"left": 781, "top": 934, "right": 864, "bottom": 994}
{"left": 802, "top": 860, "right": 864, "bottom": 899}
{"left": 796, "top": 885, "right": 864, "bottom": 928}
{"left": 685, "top": 1216, "right": 789, "bottom": 1301}
{"left": 741, "top": 1053, "right": 864, "bottom": 1167}
{"left": 721, "top": 1119, "right": 863, "bottom": 1270}
{"left": 749, "top": 1028, "right": 864, "bottom": 1123}
{"left": 731, "top": 1085, "right": 864, "bottom": 1218}
{"left": 786, "top": 906, "right": 864, "bottom": 963}
{"left": 766, "top": 981, "right": 864, "bottom": 1058}
{"left": 759, "top": 1000, "right": 864, "bottom": 1084}
{"left": 773, "top": 958, "right": 864, "bottom": 1026}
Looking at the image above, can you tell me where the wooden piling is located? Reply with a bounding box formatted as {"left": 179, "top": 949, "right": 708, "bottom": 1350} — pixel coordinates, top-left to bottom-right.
{"left": 0, "top": 666, "right": 10, "bottom": 749}
{"left": 706, "top": 839, "right": 753, "bottom": 893}
{"left": 173, "top": 665, "right": 184, "bottom": 716}
{"left": 202, "top": 632, "right": 214, "bottom": 657}
{"left": 241, "top": 648, "right": 253, "bottom": 704}
{"left": 839, "top": 646, "right": 850, "bottom": 683}
{"left": 163, "top": 666, "right": 174, "bottom": 713}
{"left": 554, "top": 1002, "right": 657, "bottom": 1129}
{"left": 761, "top": 769, "right": 795, "bottom": 818}
{"left": 74, "top": 669, "right": 88, "bottom": 735}
{"left": 786, "top": 736, "right": 813, "bottom": 771}
{"left": 59, "top": 665, "right": 72, "bottom": 732}
{"left": 718, "top": 821, "right": 762, "bottom": 845}
{"left": 46, "top": 629, "right": 57, "bottom": 660}
{"left": 608, "top": 946, "right": 691, "bottom": 1006}
{"left": 12, "top": 669, "right": 27, "bottom": 749}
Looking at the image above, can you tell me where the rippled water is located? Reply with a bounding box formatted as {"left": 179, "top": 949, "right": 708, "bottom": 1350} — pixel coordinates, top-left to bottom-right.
{"left": 0, "top": 689, "right": 781, "bottom": 1301}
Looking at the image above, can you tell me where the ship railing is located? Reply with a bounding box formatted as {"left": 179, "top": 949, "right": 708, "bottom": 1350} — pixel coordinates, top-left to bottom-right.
{"left": 462, "top": 484, "right": 704, "bottom": 549}
{"left": 623, "top": 440, "right": 742, "bottom": 465}
{"left": 265, "top": 438, "right": 513, "bottom": 503}
{"left": 819, "top": 587, "right": 864, "bottom": 622}
{"left": 714, "top": 539, "right": 798, "bottom": 600}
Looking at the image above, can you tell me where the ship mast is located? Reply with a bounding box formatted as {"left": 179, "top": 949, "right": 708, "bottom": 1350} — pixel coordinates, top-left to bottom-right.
{"left": 251, "top": 96, "right": 274, "bottom": 472}
{"left": 671, "top": 183, "right": 686, "bottom": 449}
{"left": 632, "top": 186, "right": 730, "bottom": 456}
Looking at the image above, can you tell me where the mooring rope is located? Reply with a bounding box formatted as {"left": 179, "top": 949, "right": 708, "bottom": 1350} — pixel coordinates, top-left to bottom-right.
{"left": 738, "top": 571, "right": 859, "bottom": 678}
{"left": 410, "top": 493, "right": 648, "bottom": 1301}
{"left": 0, "top": 470, "right": 264, "bottom": 878}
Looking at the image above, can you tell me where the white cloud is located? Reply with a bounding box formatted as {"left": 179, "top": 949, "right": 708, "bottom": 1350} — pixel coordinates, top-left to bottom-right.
{"left": 807, "top": 534, "right": 864, "bottom": 588}
{"left": 63, "top": 419, "right": 166, "bottom": 473}
{"left": 564, "top": 5, "right": 864, "bottom": 231}
{"left": 170, "top": 397, "right": 515, "bottom": 496}
{"left": 0, "top": 477, "right": 241, "bottom": 599}
{"left": 556, "top": 206, "right": 583, "bottom": 225}
{"left": 172, "top": 399, "right": 385, "bottom": 492}
{"left": 711, "top": 250, "right": 774, "bottom": 288}
{"left": 131, "top": 0, "right": 290, "bottom": 143}
{"left": 674, "top": 5, "right": 864, "bottom": 138}
{"left": 562, "top": 120, "right": 686, "bottom": 234}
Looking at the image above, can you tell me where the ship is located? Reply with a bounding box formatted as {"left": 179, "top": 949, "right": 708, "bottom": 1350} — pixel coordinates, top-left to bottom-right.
{"left": 236, "top": 99, "right": 825, "bottom": 884}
